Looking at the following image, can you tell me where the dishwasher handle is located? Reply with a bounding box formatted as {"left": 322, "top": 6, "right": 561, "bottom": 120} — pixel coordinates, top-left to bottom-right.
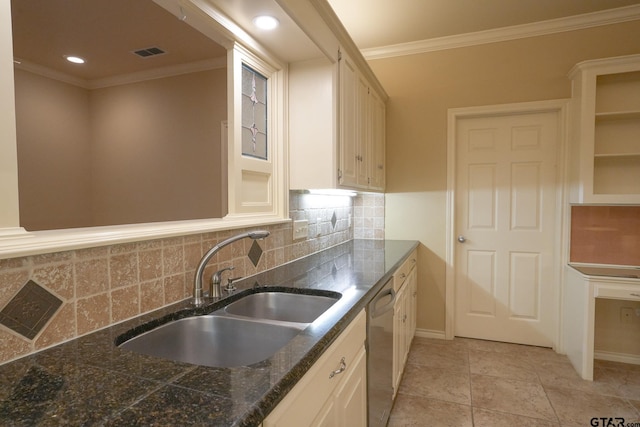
{"left": 370, "top": 287, "right": 396, "bottom": 319}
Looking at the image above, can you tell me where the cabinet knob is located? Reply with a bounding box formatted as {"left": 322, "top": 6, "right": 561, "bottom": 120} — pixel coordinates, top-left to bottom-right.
{"left": 457, "top": 235, "right": 467, "bottom": 243}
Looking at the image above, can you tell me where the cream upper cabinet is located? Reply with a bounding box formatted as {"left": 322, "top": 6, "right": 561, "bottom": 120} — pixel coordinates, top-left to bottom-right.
{"left": 369, "top": 88, "right": 386, "bottom": 191}
{"left": 569, "top": 54, "right": 640, "bottom": 204}
{"left": 289, "top": 49, "right": 386, "bottom": 192}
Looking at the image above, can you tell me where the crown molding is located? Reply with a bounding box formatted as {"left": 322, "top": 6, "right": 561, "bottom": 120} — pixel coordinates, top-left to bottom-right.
{"left": 14, "top": 59, "right": 88, "bottom": 88}
{"left": 89, "top": 57, "right": 226, "bottom": 89}
{"left": 14, "top": 57, "right": 226, "bottom": 89}
{"left": 362, "top": 4, "right": 640, "bottom": 60}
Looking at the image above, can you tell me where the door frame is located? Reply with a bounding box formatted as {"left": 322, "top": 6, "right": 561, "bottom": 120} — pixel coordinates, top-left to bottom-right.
{"left": 445, "top": 99, "right": 571, "bottom": 350}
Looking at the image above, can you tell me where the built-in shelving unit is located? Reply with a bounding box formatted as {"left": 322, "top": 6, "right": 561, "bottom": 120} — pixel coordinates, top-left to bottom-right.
{"left": 569, "top": 55, "right": 640, "bottom": 204}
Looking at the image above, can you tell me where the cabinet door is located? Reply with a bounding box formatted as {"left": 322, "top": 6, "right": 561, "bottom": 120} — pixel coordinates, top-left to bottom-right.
{"left": 407, "top": 267, "right": 418, "bottom": 346}
{"left": 369, "top": 89, "right": 386, "bottom": 191}
{"left": 356, "top": 73, "right": 369, "bottom": 187}
{"left": 311, "top": 398, "right": 337, "bottom": 427}
{"left": 403, "top": 267, "right": 417, "bottom": 357}
{"left": 263, "top": 311, "right": 366, "bottom": 427}
{"left": 335, "top": 347, "right": 367, "bottom": 427}
{"left": 339, "top": 51, "right": 359, "bottom": 187}
{"left": 392, "top": 284, "right": 407, "bottom": 395}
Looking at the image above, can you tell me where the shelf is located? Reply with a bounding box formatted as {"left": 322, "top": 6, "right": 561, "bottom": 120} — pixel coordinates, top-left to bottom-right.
{"left": 570, "top": 55, "right": 640, "bottom": 204}
{"left": 595, "top": 110, "right": 640, "bottom": 121}
{"left": 594, "top": 152, "right": 640, "bottom": 158}
{"left": 593, "top": 155, "right": 640, "bottom": 196}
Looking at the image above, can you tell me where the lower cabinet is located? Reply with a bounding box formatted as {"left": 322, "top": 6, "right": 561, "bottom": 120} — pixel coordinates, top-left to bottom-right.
{"left": 392, "top": 251, "right": 418, "bottom": 397}
{"left": 263, "top": 310, "right": 367, "bottom": 427}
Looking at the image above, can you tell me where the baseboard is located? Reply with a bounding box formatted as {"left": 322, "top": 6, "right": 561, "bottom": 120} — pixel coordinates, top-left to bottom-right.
{"left": 414, "top": 328, "right": 447, "bottom": 340}
{"left": 594, "top": 350, "right": 640, "bottom": 366}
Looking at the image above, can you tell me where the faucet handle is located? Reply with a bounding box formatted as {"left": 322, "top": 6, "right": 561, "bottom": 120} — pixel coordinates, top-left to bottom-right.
{"left": 210, "top": 266, "right": 234, "bottom": 298}
{"left": 212, "top": 266, "right": 235, "bottom": 284}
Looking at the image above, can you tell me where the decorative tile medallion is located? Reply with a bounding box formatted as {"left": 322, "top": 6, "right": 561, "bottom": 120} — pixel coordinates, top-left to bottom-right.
{"left": 248, "top": 240, "right": 264, "bottom": 267}
{"left": 331, "top": 211, "right": 338, "bottom": 229}
{"left": 0, "top": 280, "right": 63, "bottom": 340}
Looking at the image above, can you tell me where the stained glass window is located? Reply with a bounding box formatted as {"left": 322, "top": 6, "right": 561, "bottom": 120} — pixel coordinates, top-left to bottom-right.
{"left": 241, "top": 64, "right": 268, "bottom": 160}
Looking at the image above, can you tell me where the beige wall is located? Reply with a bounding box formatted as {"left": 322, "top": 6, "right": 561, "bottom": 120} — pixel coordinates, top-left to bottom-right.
{"left": 373, "top": 21, "right": 640, "bottom": 334}
{"left": 15, "top": 70, "right": 93, "bottom": 230}
{"left": 91, "top": 69, "right": 227, "bottom": 226}
{"left": 15, "top": 68, "right": 227, "bottom": 230}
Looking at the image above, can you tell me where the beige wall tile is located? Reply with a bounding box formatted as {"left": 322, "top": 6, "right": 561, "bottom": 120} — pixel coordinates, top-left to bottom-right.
{"left": 164, "top": 274, "right": 186, "bottom": 305}
{"left": 109, "top": 252, "right": 139, "bottom": 289}
{"left": 0, "top": 329, "right": 32, "bottom": 363}
{"left": 162, "top": 245, "right": 184, "bottom": 276}
{"left": 76, "top": 293, "right": 110, "bottom": 335}
{"left": 111, "top": 285, "right": 140, "bottom": 323}
{"left": 0, "top": 270, "right": 29, "bottom": 307}
{"left": 34, "top": 302, "right": 76, "bottom": 349}
{"left": 75, "top": 258, "right": 108, "bottom": 298}
{"left": 32, "top": 264, "right": 74, "bottom": 300}
{"left": 140, "top": 279, "right": 164, "bottom": 314}
{"left": 139, "top": 249, "right": 163, "bottom": 282}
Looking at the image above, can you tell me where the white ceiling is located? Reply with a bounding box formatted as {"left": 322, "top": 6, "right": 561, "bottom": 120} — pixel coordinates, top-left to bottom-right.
{"left": 10, "top": 0, "right": 321, "bottom": 83}
{"left": 326, "top": 0, "right": 640, "bottom": 51}
{"left": 11, "top": 0, "right": 227, "bottom": 81}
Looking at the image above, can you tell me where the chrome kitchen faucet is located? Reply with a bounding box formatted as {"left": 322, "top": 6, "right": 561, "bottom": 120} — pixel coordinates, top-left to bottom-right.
{"left": 191, "top": 230, "right": 270, "bottom": 306}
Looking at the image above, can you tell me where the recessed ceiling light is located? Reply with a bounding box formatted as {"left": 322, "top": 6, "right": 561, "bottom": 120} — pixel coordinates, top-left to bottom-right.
{"left": 253, "top": 15, "right": 279, "bottom": 30}
{"left": 65, "top": 55, "right": 85, "bottom": 64}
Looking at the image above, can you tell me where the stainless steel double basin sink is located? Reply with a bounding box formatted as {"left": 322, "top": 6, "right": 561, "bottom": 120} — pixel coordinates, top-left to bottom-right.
{"left": 119, "top": 290, "right": 341, "bottom": 368}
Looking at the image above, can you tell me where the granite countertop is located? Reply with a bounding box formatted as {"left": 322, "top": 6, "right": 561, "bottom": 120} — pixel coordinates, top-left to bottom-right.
{"left": 0, "top": 239, "right": 418, "bottom": 426}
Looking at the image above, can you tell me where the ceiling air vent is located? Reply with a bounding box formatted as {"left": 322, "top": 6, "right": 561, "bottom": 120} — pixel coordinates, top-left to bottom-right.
{"left": 132, "top": 47, "right": 166, "bottom": 58}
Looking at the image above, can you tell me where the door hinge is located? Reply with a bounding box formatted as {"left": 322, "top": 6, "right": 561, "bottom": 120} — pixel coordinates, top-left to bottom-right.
{"left": 338, "top": 169, "right": 342, "bottom": 180}
{"left": 338, "top": 48, "right": 342, "bottom": 61}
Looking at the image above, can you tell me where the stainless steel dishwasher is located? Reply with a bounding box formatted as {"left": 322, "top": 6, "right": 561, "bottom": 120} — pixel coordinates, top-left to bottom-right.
{"left": 367, "top": 277, "right": 396, "bottom": 427}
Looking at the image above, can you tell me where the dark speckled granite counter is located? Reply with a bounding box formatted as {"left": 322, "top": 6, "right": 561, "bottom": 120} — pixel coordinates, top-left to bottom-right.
{"left": 0, "top": 239, "right": 418, "bottom": 426}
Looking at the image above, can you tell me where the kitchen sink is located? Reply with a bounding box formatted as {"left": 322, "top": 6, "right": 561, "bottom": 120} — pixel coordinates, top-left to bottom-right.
{"left": 224, "top": 291, "right": 341, "bottom": 323}
{"left": 119, "top": 290, "right": 341, "bottom": 368}
{"left": 119, "top": 315, "right": 301, "bottom": 368}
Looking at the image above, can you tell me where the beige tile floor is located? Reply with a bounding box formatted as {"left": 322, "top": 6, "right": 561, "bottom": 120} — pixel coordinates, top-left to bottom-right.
{"left": 388, "top": 337, "right": 640, "bottom": 427}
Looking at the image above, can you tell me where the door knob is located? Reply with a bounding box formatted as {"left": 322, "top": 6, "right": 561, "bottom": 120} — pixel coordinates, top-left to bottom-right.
{"left": 457, "top": 235, "right": 466, "bottom": 243}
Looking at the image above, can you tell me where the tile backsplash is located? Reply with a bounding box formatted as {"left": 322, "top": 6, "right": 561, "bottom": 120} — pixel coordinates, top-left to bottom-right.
{"left": 354, "top": 193, "right": 385, "bottom": 239}
{"left": 0, "top": 191, "right": 384, "bottom": 365}
{"left": 570, "top": 205, "right": 640, "bottom": 266}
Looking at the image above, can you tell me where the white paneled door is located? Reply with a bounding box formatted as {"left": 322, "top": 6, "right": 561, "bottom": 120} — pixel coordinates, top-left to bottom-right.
{"left": 454, "top": 111, "right": 558, "bottom": 347}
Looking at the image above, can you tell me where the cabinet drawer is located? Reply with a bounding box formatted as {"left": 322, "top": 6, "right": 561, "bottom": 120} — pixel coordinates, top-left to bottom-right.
{"left": 393, "top": 249, "right": 417, "bottom": 292}
{"left": 594, "top": 282, "right": 640, "bottom": 301}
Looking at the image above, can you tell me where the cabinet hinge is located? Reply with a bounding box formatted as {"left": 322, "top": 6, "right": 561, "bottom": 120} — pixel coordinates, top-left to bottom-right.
{"left": 338, "top": 48, "right": 342, "bottom": 61}
{"left": 338, "top": 169, "right": 342, "bottom": 180}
